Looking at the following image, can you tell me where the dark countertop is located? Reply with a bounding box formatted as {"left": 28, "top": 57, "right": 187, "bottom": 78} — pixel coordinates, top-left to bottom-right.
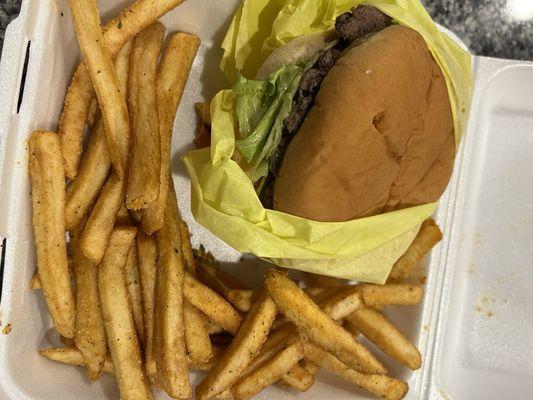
{"left": 1, "top": 0, "right": 533, "bottom": 60}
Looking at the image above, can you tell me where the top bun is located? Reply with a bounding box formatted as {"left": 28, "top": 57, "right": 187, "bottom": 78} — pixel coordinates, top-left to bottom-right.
{"left": 273, "top": 25, "right": 454, "bottom": 222}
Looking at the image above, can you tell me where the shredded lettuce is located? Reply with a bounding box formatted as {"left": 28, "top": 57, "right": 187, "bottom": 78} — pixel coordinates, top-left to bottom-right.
{"left": 234, "top": 63, "right": 304, "bottom": 183}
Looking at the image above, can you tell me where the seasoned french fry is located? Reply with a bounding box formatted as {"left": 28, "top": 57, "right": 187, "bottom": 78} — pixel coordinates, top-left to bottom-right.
{"left": 305, "top": 343, "right": 408, "bottom": 400}
{"left": 196, "top": 259, "right": 249, "bottom": 297}
{"left": 126, "top": 23, "right": 165, "bottom": 210}
{"left": 136, "top": 231, "right": 157, "bottom": 377}
{"left": 98, "top": 227, "right": 153, "bottom": 400}
{"left": 196, "top": 293, "right": 277, "bottom": 400}
{"left": 184, "top": 273, "right": 243, "bottom": 336}
{"left": 154, "top": 187, "right": 190, "bottom": 399}
{"left": 184, "top": 301, "right": 214, "bottom": 364}
{"left": 30, "top": 272, "right": 41, "bottom": 290}
{"left": 345, "top": 308, "right": 421, "bottom": 370}
{"left": 304, "top": 272, "right": 348, "bottom": 287}
{"left": 233, "top": 339, "right": 305, "bottom": 400}
{"left": 65, "top": 40, "right": 132, "bottom": 231}
{"left": 195, "top": 102, "right": 211, "bottom": 125}
{"left": 360, "top": 284, "right": 423, "bottom": 308}
{"left": 29, "top": 130, "right": 75, "bottom": 339}
{"left": 125, "top": 244, "right": 145, "bottom": 342}
{"left": 141, "top": 33, "right": 200, "bottom": 233}
{"left": 299, "top": 359, "right": 320, "bottom": 375}
{"left": 72, "top": 230, "right": 107, "bottom": 381}
{"left": 80, "top": 173, "right": 124, "bottom": 263}
{"left": 226, "top": 290, "right": 260, "bottom": 313}
{"left": 39, "top": 347, "right": 115, "bottom": 375}
{"left": 279, "top": 362, "right": 315, "bottom": 392}
{"left": 265, "top": 270, "right": 385, "bottom": 374}
{"left": 59, "top": 0, "right": 186, "bottom": 179}
{"left": 320, "top": 285, "right": 364, "bottom": 321}
{"left": 180, "top": 221, "right": 196, "bottom": 274}
{"left": 67, "top": 0, "right": 130, "bottom": 178}
{"left": 388, "top": 219, "right": 442, "bottom": 283}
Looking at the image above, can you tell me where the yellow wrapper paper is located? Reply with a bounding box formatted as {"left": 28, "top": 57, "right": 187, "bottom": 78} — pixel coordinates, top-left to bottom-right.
{"left": 183, "top": 0, "right": 472, "bottom": 283}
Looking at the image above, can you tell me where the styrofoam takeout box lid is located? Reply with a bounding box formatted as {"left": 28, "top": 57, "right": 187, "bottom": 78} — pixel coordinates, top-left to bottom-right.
{"left": 1, "top": 1, "right": 532, "bottom": 399}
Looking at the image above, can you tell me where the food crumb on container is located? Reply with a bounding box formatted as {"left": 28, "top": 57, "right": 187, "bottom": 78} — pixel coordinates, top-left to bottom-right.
{"left": 2, "top": 324, "right": 12, "bottom": 335}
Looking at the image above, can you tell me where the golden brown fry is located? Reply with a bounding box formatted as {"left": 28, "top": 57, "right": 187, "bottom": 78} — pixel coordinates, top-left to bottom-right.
{"left": 141, "top": 33, "right": 200, "bottom": 233}
{"left": 205, "top": 319, "right": 225, "bottom": 335}
{"left": 39, "top": 347, "right": 115, "bottom": 375}
{"left": 98, "top": 227, "right": 153, "bottom": 400}
{"left": 305, "top": 343, "right": 408, "bottom": 400}
{"left": 388, "top": 219, "right": 442, "bottom": 283}
{"left": 279, "top": 362, "right": 315, "bottom": 392}
{"left": 180, "top": 221, "right": 196, "bottom": 274}
{"left": 184, "top": 301, "right": 214, "bottom": 364}
{"left": 226, "top": 290, "right": 260, "bottom": 313}
{"left": 125, "top": 244, "right": 145, "bottom": 342}
{"left": 154, "top": 188, "right": 190, "bottom": 399}
{"left": 184, "top": 273, "right": 243, "bottom": 335}
{"left": 320, "top": 285, "right": 364, "bottom": 321}
{"left": 59, "top": 0, "right": 186, "bottom": 179}
{"left": 136, "top": 231, "right": 158, "bottom": 378}
{"left": 233, "top": 340, "right": 305, "bottom": 400}
{"left": 80, "top": 173, "right": 124, "bottom": 263}
{"left": 343, "top": 321, "right": 360, "bottom": 338}
{"left": 360, "top": 284, "right": 424, "bottom": 308}
{"left": 304, "top": 272, "right": 348, "bottom": 287}
{"left": 345, "top": 308, "right": 421, "bottom": 370}
{"left": 65, "top": 40, "right": 132, "bottom": 230}
{"left": 265, "top": 270, "right": 384, "bottom": 374}
{"left": 126, "top": 23, "right": 165, "bottom": 210}
{"left": 67, "top": 0, "right": 130, "bottom": 178}
{"left": 29, "top": 131, "right": 75, "bottom": 339}
{"left": 299, "top": 359, "right": 320, "bottom": 375}
{"left": 196, "top": 292, "right": 277, "bottom": 400}
{"left": 196, "top": 259, "right": 249, "bottom": 297}
{"left": 195, "top": 102, "right": 211, "bottom": 125}
{"left": 30, "top": 272, "right": 41, "bottom": 290}
{"left": 72, "top": 230, "right": 107, "bottom": 381}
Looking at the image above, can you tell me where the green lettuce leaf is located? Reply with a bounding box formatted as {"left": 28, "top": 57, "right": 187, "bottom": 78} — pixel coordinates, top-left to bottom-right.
{"left": 234, "top": 63, "right": 304, "bottom": 182}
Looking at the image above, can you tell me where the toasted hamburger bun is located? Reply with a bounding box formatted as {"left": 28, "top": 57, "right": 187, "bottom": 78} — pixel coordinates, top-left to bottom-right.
{"left": 273, "top": 25, "right": 454, "bottom": 222}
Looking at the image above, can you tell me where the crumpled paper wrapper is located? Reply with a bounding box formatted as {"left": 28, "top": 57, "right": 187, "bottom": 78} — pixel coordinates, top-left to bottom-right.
{"left": 183, "top": 0, "right": 472, "bottom": 283}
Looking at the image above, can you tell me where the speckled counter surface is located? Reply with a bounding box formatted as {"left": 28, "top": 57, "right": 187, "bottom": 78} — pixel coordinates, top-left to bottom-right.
{"left": 1, "top": 0, "right": 533, "bottom": 60}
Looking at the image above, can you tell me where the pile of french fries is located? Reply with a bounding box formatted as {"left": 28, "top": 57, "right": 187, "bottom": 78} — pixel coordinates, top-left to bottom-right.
{"left": 28, "top": 0, "right": 445, "bottom": 399}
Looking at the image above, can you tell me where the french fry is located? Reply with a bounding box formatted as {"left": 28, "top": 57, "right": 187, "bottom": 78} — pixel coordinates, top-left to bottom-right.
{"left": 180, "top": 221, "right": 196, "bottom": 274}
{"left": 205, "top": 319, "right": 225, "bottom": 335}
{"left": 265, "top": 269, "right": 385, "bottom": 374}
{"left": 30, "top": 272, "right": 41, "bottom": 290}
{"left": 125, "top": 243, "right": 145, "bottom": 342}
{"left": 136, "top": 231, "right": 157, "bottom": 377}
{"left": 29, "top": 130, "right": 75, "bottom": 339}
{"left": 233, "top": 339, "right": 305, "bottom": 400}
{"left": 184, "top": 301, "right": 214, "bottom": 364}
{"left": 39, "top": 347, "right": 115, "bottom": 375}
{"left": 388, "top": 219, "right": 442, "bottom": 283}
{"left": 116, "top": 203, "right": 133, "bottom": 226}
{"left": 226, "top": 290, "right": 260, "bottom": 313}
{"left": 98, "top": 227, "right": 153, "bottom": 400}
{"left": 305, "top": 343, "right": 408, "bottom": 400}
{"left": 67, "top": 0, "right": 130, "bottom": 178}
{"left": 64, "top": 40, "right": 132, "bottom": 231}
{"left": 319, "top": 285, "right": 364, "bottom": 321}
{"left": 344, "top": 308, "right": 421, "bottom": 370}
{"left": 279, "top": 362, "right": 315, "bottom": 392}
{"left": 72, "top": 229, "right": 107, "bottom": 381}
{"left": 360, "top": 284, "right": 423, "bottom": 308}
{"left": 59, "top": 0, "right": 187, "bottom": 179}
{"left": 141, "top": 33, "right": 200, "bottom": 233}
{"left": 184, "top": 273, "right": 243, "bottom": 335}
{"left": 304, "top": 272, "right": 348, "bottom": 287}
{"left": 154, "top": 187, "right": 190, "bottom": 399}
{"left": 196, "top": 292, "right": 277, "bottom": 400}
{"left": 80, "top": 173, "right": 124, "bottom": 263}
{"left": 126, "top": 23, "right": 165, "bottom": 210}
{"left": 299, "top": 359, "right": 320, "bottom": 375}
{"left": 196, "top": 259, "right": 249, "bottom": 297}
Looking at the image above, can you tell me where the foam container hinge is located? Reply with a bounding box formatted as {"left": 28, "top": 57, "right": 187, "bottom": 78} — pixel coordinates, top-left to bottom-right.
{"left": 1, "top": 0, "right": 533, "bottom": 399}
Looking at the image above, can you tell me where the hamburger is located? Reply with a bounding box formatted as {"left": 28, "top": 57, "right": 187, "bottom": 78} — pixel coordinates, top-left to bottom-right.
{"left": 232, "top": 5, "right": 454, "bottom": 222}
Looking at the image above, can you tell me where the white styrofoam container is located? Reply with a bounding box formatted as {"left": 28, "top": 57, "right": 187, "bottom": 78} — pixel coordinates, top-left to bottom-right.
{"left": 1, "top": 0, "right": 533, "bottom": 399}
